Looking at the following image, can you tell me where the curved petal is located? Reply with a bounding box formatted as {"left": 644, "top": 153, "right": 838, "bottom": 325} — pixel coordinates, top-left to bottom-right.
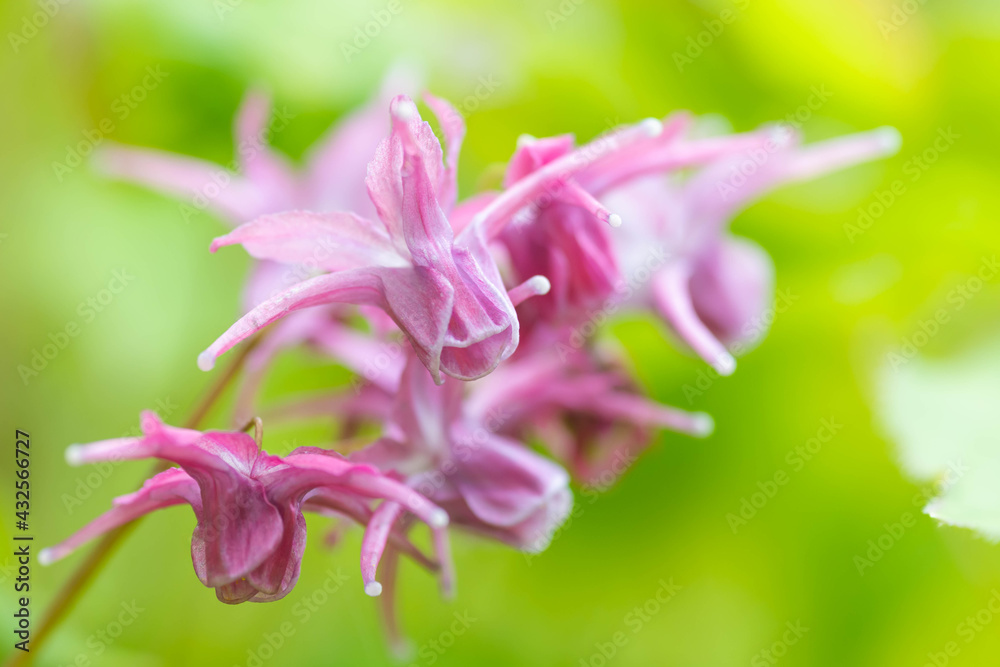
{"left": 95, "top": 143, "right": 260, "bottom": 224}
{"left": 453, "top": 434, "right": 570, "bottom": 529}
{"left": 423, "top": 92, "right": 466, "bottom": 212}
{"left": 650, "top": 263, "right": 736, "bottom": 376}
{"left": 197, "top": 266, "right": 455, "bottom": 383}
{"left": 40, "top": 468, "right": 198, "bottom": 565}
{"left": 210, "top": 210, "right": 405, "bottom": 271}
{"left": 689, "top": 237, "right": 775, "bottom": 349}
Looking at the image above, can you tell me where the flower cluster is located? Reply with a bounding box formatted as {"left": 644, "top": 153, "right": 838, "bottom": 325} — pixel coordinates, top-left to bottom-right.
{"left": 46, "top": 71, "right": 898, "bottom": 642}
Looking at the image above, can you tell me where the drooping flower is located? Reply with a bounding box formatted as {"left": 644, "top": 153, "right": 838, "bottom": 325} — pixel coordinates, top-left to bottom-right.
{"left": 198, "top": 96, "right": 667, "bottom": 383}
{"left": 351, "top": 353, "right": 574, "bottom": 559}
{"left": 601, "top": 122, "right": 901, "bottom": 374}
{"left": 40, "top": 412, "right": 451, "bottom": 603}
{"left": 497, "top": 116, "right": 901, "bottom": 374}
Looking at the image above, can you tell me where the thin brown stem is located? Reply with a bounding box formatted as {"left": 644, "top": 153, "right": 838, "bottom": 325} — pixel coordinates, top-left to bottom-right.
{"left": 7, "top": 335, "right": 264, "bottom": 667}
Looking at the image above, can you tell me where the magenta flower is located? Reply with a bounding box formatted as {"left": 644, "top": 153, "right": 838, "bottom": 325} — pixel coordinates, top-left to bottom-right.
{"left": 202, "top": 93, "right": 637, "bottom": 382}
{"left": 498, "top": 116, "right": 900, "bottom": 374}
{"left": 41, "top": 412, "right": 450, "bottom": 603}
{"left": 346, "top": 353, "right": 574, "bottom": 555}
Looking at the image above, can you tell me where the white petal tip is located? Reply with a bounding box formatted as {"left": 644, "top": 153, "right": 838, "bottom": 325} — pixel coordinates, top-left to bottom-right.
{"left": 197, "top": 350, "right": 216, "bottom": 372}
{"left": 38, "top": 549, "right": 55, "bottom": 566}
{"left": 530, "top": 275, "right": 551, "bottom": 296}
{"left": 608, "top": 213, "right": 622, "bottom": 228}
{"left": 364, "top": 581, "right": 383, "bottom": 597}
{"left": 874, "top": 126, "right": 903, "bottom": 154}
{"left": 429, "top": 509, "right": 449, "bottom": 529}
{"left": 392, "top": 100, "right": 419, "bottom": 122}
{"left": 516, "top": 133, "right": 537, "bottom": 148}
{"left": 65, "top": 445, "right": 85, "bottom": 466}
{"left": 713, "top": 354, "right": 736, "bottom": 376}
{"left": 692, "top": 413, "right": 715, "bottom": 437}
{"left": 640, "top": 118, "right": 663, "bottom": 137}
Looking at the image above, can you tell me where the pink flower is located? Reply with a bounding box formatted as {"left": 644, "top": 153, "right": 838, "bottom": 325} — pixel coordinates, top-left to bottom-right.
{"left": 41, "top": 412, "right": 451, "bottom": 603}
{"left": 347, "top": 353, "right": 574, "bottom": 555}
{"left": 602, "top": 123, "right": 901, "bottom": 374}
{"left": 199, "top": 100, "right": 667, "bottom": 383}
{"left": 499, "top": 116, "right": 900, "bottom": 374}
{"left": 98, "top": 68, "right": 417, "bottom": 310}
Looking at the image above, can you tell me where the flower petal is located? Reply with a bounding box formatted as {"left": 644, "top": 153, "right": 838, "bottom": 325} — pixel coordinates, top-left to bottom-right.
{"left": 210, "top": 210, "right": 405, "bottom": 271}
{"left": 40, "top": 468, "right": 198, "bottom": 565}
{"left": 198, "top": 266, "right": 455, "bottom": 383}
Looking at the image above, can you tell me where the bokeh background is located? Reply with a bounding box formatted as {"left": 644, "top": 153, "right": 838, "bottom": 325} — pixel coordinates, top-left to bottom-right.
{"left": 3, "top": 0, "right": 1000, "bottom": 665}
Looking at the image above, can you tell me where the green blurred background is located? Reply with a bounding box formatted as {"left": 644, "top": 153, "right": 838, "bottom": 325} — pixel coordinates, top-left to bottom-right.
{"left": 3, "top": 0, "right": 1000, "bottom": 665}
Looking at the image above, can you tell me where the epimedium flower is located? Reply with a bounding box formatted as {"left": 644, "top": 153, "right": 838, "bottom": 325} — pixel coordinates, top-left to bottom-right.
{"left": 601, "top": 122, "right": 902, "bottom": 374}
{"left": 40, "top": 411, "right": 451, "bottom": 603}
{"left": 351, "top": 352, "right": 575, "bottom": 559}
{"left": 498, "top": 115, "right": 901, "bottom": 374}
{"left": 98, "top": 70, "right": 415, "bottom": 310}
{"left": 197, "top": 94, "right": 665, "bottom": 384}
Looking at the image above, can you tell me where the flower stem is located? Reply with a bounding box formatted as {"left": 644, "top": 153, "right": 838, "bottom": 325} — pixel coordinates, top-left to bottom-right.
{"left": 7, "top": 334, "right": 264, "bottom": 667}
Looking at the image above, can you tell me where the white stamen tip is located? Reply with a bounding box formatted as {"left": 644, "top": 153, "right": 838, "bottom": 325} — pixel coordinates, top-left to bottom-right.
{"left": 197, "top": 350, "right": 216, "bottom": 372}
{"left": 516, "top": 133, "right": 537, "bottom": 148}
{"left": 770, "top": 124, "right": 796, "bottom": 148}
{"left": 874, "top": 126, "right": 903, "bottom": 154}
{"left": 38, "top": 549, "right": 55, "bottom": 566}
{"left": 639, "top": 118, "right": 663, "bottom": 137}
{"left": 530, "top": 275, "right": 551, "bottom": 296}
{"left": 714, "top": 353, "right": 737, "bottom": 376}
{"left": 65, "top": 444, "right": 85, "bottom": 466}
{"left": 429, "top": 509, "right": 449, "bottom": 528}
{"left": 608, "top": 213, "right": 622, "bottom": 228}
{"left": 691, "top": 413, "right": 715, "bottom": 437}
{"left": 393, "top": 100, "right": 418, "bottom": 122}
{"left": 364, "top": 581, "right": 383, "bottom": 597}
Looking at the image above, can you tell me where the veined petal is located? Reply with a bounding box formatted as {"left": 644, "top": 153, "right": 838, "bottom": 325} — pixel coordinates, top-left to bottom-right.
{"left": 198, "top": 266, "right": 454, "bottom": 383}
{"left": 503, "top": 133, "right": 575, "bottom": 187}
{"left": 453, "top": 435, "right": 570, "bottom": 529}
{"left": 469, "top": 117, "right": 665, "bottom": 239}
{"left": 268, "top": 451, "right": 449, "bottom": 530}
{"left": 210, "top": 210, "right": 405, "bottom": 271}
{"left": 39, "top": 468, "right": 198, "bottom": 565}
